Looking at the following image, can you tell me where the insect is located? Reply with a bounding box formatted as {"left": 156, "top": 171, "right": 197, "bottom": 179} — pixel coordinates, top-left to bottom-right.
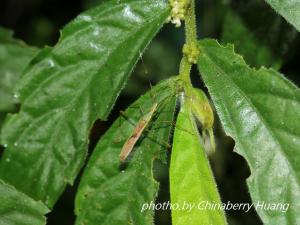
{"left": 119, "top": 79, "right": 216, "bottom": 161}
{"left": 119, "top": 102, "right": 160, "bottom": 161}
{"left": 118, "top": 79, "right": 182, "bottom": 162}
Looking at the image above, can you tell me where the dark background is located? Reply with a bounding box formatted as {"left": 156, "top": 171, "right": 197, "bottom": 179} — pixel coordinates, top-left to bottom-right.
{"left": 0, "top": 0, "right": 299, "bottom": 224}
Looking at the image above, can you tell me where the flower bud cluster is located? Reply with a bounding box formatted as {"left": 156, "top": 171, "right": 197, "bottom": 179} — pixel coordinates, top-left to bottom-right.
{"left": 168, "top": 0, "right": 190, "bottom": 27}
{"left": 183, "top": 42, "right": 200, "bottom": 64}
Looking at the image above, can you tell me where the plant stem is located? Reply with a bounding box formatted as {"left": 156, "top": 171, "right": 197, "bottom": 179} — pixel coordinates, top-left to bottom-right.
{"left": 184, "top": 0, "right": 197, "bottom": 46}
{"left": 179, "top": 0, "right": 198, "bottom": 85}
{"left": 179, "top": 56, "right": 192, "bottom": 84}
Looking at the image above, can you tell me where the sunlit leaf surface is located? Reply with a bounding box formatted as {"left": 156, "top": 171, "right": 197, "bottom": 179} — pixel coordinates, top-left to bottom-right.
{"left": 0, "top": 0, "right": 170, "bottom": 208}
{"left": 265, "top": 0, "right": 300, "bottom": 32}
{"left": 170, "top": 101, "right": 226, "bottom": 225}
{"left": 0, "top": 179, "right": 49, "bottom": 225}
{"left": 0, "top": 27, "right": 37, "bottom": 112}
{"left": 198, "top": 39, "right": 300, "bottom": 224}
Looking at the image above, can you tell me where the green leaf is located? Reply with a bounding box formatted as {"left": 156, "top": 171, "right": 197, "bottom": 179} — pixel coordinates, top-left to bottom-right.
{"left": 75, "top": 78, "right": 177, "bottom": 225}
{"left": 170, "top": 101, "right": 227, "bottom": 225}
{"left": 0, "top": 179, "right": 49, "bottom": 225}
{"left": 222, "top": 0, "right": 298, "bottom": 69}
{"left": 264, "top": 0, "right": 300, "bottom": 32}
{"left": 198, "top": 39, "right": 300, "bottom": 224}
{"left": 0, "top": 27, "right": 37, "bottom": 112}
{"left": 0, "top": 0, "right": 170, "bottom": 208}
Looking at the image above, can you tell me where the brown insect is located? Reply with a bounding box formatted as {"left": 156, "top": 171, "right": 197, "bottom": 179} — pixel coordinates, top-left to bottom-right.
{"left": 119, "top": 102, "right": 158, "bottom": 161}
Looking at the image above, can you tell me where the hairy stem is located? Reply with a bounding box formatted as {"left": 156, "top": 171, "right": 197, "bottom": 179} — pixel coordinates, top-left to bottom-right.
{"left": 179, "top": 0, "right": 198, "bottom": 85}
{"left": 184, "top": 0, "right": 197, "bottom": 46}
